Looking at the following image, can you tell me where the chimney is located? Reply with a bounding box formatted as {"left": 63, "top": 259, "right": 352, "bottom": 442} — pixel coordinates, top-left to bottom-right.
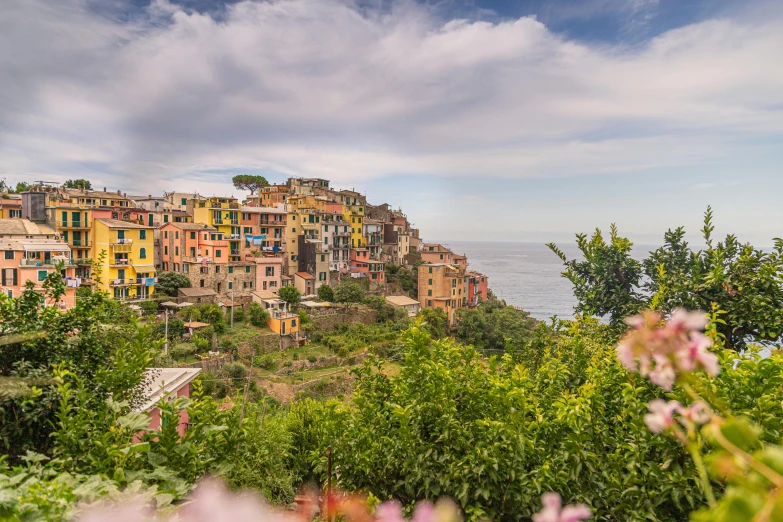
{"left": 117, "top": 189, "right": 121, "bottom": 195}
{"left": 103, "top": 187, "right": 106, "bottom": 192}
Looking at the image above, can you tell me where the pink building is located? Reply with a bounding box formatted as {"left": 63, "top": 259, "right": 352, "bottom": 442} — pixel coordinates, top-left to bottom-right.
{"left": 249, "top": 254, "right": 284, "bottom": 292}
{"left": 350, "top": 248, "right": 370, "bottom": 276}
{"left": 240, "top": 205, "right": 286, "bottom": 256}
{"left": 138, "top": 368, "right": 201, "bottom": 437}
{"left": 420, "top": 243, "right": 454, "bottom": 265}
{"left": 468, "top": 271, "right": 489, "bottom": 307}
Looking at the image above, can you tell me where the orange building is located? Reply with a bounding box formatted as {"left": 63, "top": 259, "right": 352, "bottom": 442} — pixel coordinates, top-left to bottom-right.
{"left": 417, "top": 263, "right": 469, "bottom": 325}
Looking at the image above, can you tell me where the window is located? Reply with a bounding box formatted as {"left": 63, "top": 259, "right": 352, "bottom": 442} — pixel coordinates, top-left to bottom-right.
{"left": 38, "top": 270, "right": 48, "bottom": 281}
{"left": 249, "top": 282, "right": 253, "bottom": 288}
{"left": 190, "top": 247, "right": 196, "bottom": 257}
{"left": 140, "top": 230, "right": 147, "bottom": 240}
{"left": 228, "top": 281, "right": 233, "bottom": 289}
{"left": 215, "top": 249, "right": 221, "bottom": 258}
{"left": 427, "top": 289, "right": 432, "bottom": 296}
{"left": 321, "top": 254, "right": 325, "bottom": 262}
{"left": 139, "top": 248, "right": 147, "bottom": 259}
{"left": 175, "top": 246, "right": 179, "bottom": 255}
{"left": 228, "top": 266, "right": 233, "bottom": 274}
{"left": 164, "top": 231, "right": 168, "bottom": 239}
{"left": 266, "top": 266, "right": 274, "bottom": 276}
{"left": 163, "top": 214, "right": 169, "bottom": 223}
{"left": 4, "top": 251, "right": 13, "bottom": 260}
{"left": 175, "top": 231, "right": 179, "bottom": 239}
{"left": 428, "top": 278, "right": 432, "bottom": 285}
{"left": 200, "top": 280, "right": 205, "bottom": 287}
{"left": 216, "top": 265, "right": 221, "bottom": 273}
{"left": 324, "top": 225, "right": 328, "bottom": 232}
{"left": 292, "top": 228, "right": 296, "bottom": 233}
{"left": 9, "top": 210, "right": 21, "bottom": 218}
{"left": 245, "top": 266, "right": 250, "bottom": 273}
{"left": 164, "top": 246, "right": 168, "bottom": 255}
{"left": 291, "top": 319, "right": 297, "bottom": 328}
{"left": 182, "top": 198, "right": 187, "bottom": 205}
{"left": 243, "top": 281, "right": 247, "bottom": 289}
{"left": 428, "top": 267, "right": 433, "bottom": 273}
{"left": 190, "top": 232, "right": 196, "bottom": 239}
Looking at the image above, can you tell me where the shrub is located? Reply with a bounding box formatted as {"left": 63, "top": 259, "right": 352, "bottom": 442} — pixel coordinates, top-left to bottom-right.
{"left": 140, "top": 300, "right": 159, "bottom": 315}
{"left": 229, "top": 306, "right": 245, "bottom": 323}
{"left": 317, "top": 284, "right": 334, "bottom": 302}
{"left": 292, "top": 352, "right": 299, "bottom": 361}
{"left": 169, "top": 342, "right": 197, "bottom": 360}
{"left": 283, "top": 360, "right": 292, "bottom": 367}
{"left": 254, "top": 354, "right": 275, "bottom": 370}
{"left": 248, "top": 302, "right": 269, "bottom": 328}
{"left": 307, "top": 354, "right": 317, "bottom": 363}
{"left": 222, "top": 362, "right": 248, "bottom": 381}
{"left": 192, "top": 336, "right": 210, "bottom": 353}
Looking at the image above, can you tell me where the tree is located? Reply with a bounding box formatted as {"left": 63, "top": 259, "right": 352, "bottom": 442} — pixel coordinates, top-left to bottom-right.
{"left": 156, "top": 271, "right": 191, "bottom": 297}
{"left": 248, "top": 302, "right": 269, "bottom": 328}
{"left": 549, "top": 208, "right": 783, "bottom": 350}
{"left": 317, "top": 284, "right": 335, "bottom": 302}
{"left": 418, "top": 308, "right": 448, "bottom": 339}
{"left": 62, "top": 179, "right": 92, "bottom": 190}
{"left": 278, "top": 286, "right": 301, "bottom": 310}
{"left": 232, "top": 174, "right": 269, "bottom": 195}
{"left": 12, "top": 181, "right": 31, "bottom": 193}
{"left": 334, "top": 281, "right": 365, "bottom": 306}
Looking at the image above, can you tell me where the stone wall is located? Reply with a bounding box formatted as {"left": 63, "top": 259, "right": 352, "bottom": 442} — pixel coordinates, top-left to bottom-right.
{"left": 184, "top": 262, "right": 256, "bottom": 303}
{"left": 311, "top": 308, "right": 377, "bottom": 331}
{"left": 183, "top": 355, "right": 232, "bottom": 373}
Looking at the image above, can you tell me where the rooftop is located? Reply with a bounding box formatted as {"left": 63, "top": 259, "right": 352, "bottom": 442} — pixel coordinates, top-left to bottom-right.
{"left": 294, "top": 272, "right": 315, "bottom": 280}
{"left": 163, "top": 222, "right": 217, "bottom": 231}
{"left": 386, "top": 295, "right": 420, "bottom": 307}
{"left": 136, "top": 368, "right": 201, "bottom": 412}
{"left": 0, "top": 219, "right": 56, "bottom": 236}
{"left": 95, "top": 218, "right": 152, "bottom": 229}
{"left": 178, "top": 287, "right": 218, "bottom": 297}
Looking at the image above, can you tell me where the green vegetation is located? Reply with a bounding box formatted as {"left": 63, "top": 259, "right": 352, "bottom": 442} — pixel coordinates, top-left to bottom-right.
{"left": 548, "top": 208, "right": 783, "bottom": 349}
{"left": 232, "top": 174, "right": 269, "bottom": 195}
{"left": 278, "top": 285, "right": 301, "bottom": 308}
{"left": 248, "top": 301, "right": 270, "bottom": 327}
{"left": 62, "top": 178, "right": 92, "bottom": 190}
{"left": 317, "top": 283, "right": 335, "bottom": 301}
{"left": 156, "top": 271, "right": 191, "bottom": 297}
{"left": 334, "top": 280, "right": 366, "bottom": 305}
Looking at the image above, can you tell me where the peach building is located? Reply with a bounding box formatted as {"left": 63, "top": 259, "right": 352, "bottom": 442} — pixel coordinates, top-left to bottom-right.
{"left": 417, "top": 263, "right": 469, "bottom": 325}
{"left": 250, "top": 254, "right": 283, "bottom": 292}
{"left": 420, "top": 243, "right": 454, "bottom": 265}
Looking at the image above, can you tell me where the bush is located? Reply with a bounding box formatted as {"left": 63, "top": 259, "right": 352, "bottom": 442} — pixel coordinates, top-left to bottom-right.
{"left": 229, "top": 306, "right": 245, "bottom": 323}
{"left": 248, "top": 302, "right": 269, "bottom": 328}
{"left": 140, "top": 300, "right": 159, "bottom": 315}
{"left": 283, "top": 360, "right": 292, "bottom": 367}
{"left": 222, "top": 361, "right": 248, "bottom": 381}
{"left": 317, "top": 284, "right": 335, "bottom": 301}
{"left": 254, "top": 354, "right": 275, "bottom": 370}
{"left": 307, "top": 354, "right": 317, "bottom": 363}
{"left": 193, "top": 325, "right": 215, "bottom": 341}
{"left": 169, "top": 342, "right": 197, "bottom": 360}
{"left": 192, "top": 336, "right": 210, "bottom": 353}
{"left": 292, "top": 352, "right": 299, "bottom": 361}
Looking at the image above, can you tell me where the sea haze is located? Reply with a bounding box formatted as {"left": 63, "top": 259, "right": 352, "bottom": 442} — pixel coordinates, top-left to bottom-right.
{"left": 442, "top": 241, "right": 657, "bottom": 321}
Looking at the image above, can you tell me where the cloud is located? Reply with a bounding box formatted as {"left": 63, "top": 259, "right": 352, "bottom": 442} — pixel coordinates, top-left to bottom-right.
{"left": 0, "top": 0, "right": 782, "bottom": 196}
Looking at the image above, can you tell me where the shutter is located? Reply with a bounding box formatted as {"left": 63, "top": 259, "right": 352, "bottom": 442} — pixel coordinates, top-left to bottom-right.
{"left": 1, "top": 269, "right": 5, "bottom": 286}
{"left": 13, "top": 269, "right": 18, "bottom": 286}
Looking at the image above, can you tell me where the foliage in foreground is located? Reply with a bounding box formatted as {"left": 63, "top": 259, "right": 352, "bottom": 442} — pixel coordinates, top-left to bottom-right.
{"left": 548, "top": 208, "right": 783, "bottom": 350}
{"left": 312, "top": 320, "right": 783, "bottom": 522}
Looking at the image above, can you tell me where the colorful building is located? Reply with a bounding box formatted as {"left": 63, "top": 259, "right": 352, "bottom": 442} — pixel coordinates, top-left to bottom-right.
{"left": 0, "top": 195, "right": 22, "bottom": 219}
{"left": 138, "top": 368, "right": 201, "bottom": 437}
{"left": 417, "top": 263, "right": 469, "bottom": 325}
{"left": 93, "top": 218, "right": 156, "bottom": 300}
{"left": 159, "top": 222, "right": 256, "bottom": 301}
{"left": 468, "top": 271, "right": 489, "bottom": 307}
{"left": 0, "top": 219, "right": 77, "bottom": 306}
{"left": 240, "top": 205, "right": 286, "bottom": 256}
{"left": 190, "top": 196, "right": 243, "bottom": 262}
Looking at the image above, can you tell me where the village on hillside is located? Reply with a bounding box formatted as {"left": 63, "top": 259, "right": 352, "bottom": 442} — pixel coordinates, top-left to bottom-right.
{"left": 0, "top": 177, "right": 489, "bottom": 338}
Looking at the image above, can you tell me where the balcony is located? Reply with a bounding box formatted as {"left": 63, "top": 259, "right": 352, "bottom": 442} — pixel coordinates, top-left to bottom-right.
{"left": 74, "top": 258, "right": 92, "bottom": 265}
{"left": 230, "top": 249, "right": 240, "bottom": 256}
{"left": 229, "top": 219, "right": 239, "bottom": 225}
{"left": 20, "top": 258, "right": 75, "bottom": 267}
{"left": 213, "top": 219, "right": 224, "bottom": 225}
{"left": 112, "top": 238, "right": 133, "bottom": 245}
{"left": 112, "top": 259, "right": 130, "bottom": 267}
{"left": 112, "top": 244, "right": 132, "bottom": 253}
{"left": 57, "top": 219, "right": 91, "bottom": 229}
{"left": 70, "top": 239, "right": 90, "bottom": 247}
{"left": 135, "top": 276, "right": 158, "bottom": 286}
{"left": 225, "top": 233, "right": 241, "bottom": 240}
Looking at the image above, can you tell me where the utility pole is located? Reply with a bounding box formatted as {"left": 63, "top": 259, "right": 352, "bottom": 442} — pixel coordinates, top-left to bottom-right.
{"left": 231, "top": 278, "right": 235, "bottom": 329}
{"left": 164, "top": 308, "right": 169, "bottom": 354}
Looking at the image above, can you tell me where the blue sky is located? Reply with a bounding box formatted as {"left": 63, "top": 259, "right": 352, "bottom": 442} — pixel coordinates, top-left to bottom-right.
{"left": 2, "top": 0, "right": 782, "bottom": 245}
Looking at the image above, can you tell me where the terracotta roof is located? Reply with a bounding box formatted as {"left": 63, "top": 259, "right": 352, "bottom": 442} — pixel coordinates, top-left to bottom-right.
{"left": 294, "top": 272, "right": 315, "bottom": 280}
{"left": 183, "top": 321, "right": 211, "bottom": 328}
{"left": 95, "top": 218, "right": 152, "bottom": 229}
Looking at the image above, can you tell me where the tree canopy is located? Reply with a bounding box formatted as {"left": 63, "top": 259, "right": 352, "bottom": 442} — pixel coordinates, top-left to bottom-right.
{"left": 317, "top": 284, "right": 335, "bottom": 302}
{"left": 232, "top": 174, "right": 269, "bottom": 195}
{"left": 278, "top": 285, "right": 301, "bottom": 309}
{"left": 62, "top": 179, "right": 93, "bottom": 190}
{"left": 156, "top": 271, "right": 191, "bottom": 297}
{"left": 334, "top": 281, "right": 366, "bottom": 305}
{"left": 548, "top": 207, "right": 783, "bottom": 350}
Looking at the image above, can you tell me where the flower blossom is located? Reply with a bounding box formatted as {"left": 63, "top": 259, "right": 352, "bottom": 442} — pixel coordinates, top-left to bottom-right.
{"left": 616, "top": 309, "right": 719, "bottom": 390}
{"left": 643, "top": 399, "right": 681, "bottom": 433}
{"left": 532, "top": 493, "right": 592, "bottom": 522}
{"left": 677, "top": 401, "right": 711, "bottom": 426}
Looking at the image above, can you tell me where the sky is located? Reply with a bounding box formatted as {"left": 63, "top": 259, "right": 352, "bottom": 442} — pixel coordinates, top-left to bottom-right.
{"left": 1, "top": 0, "right": 782, "bottom": 245}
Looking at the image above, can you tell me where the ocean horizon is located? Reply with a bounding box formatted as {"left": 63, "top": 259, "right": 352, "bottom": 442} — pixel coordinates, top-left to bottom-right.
{"left": 438, "top": 240, "right": 659, "bottom": 321}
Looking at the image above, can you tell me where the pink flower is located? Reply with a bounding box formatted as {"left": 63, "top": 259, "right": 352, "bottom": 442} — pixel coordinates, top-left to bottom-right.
{"left": 668, "top": 308, "right": 709, "bottom": 333}
{"left": 676, "top": 333, "right": 719, "bottom": 376}
{"left": 644, "top": 399, "right": 681, "bottom": 433}
{"left": 532, "top": 493, "right": 592, "bottom": 522}
{"left": 647, "top": 355, "right": 676, "bottom": 391}
{"left": 376, "top": 502, "right": 406, "bottom": 522}
{"left": 678, "top": 401, "right": 711, "bottom": 425}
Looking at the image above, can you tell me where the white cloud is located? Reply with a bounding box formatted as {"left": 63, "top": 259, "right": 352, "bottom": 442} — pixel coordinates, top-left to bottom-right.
{"left": 0, "top": 0, "right": 782, "bottom": 196}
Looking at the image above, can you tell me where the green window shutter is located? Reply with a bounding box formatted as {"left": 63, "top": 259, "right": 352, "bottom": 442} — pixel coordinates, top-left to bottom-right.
{"left": 245, "top": 266, "right": 250, "bottom": 273}
{"left": 38, "top": 270, "right": 48, "bottom": 281}
{"left": 228, "top": 266, "right": 233, "bottom": 274}
{"left": 190, "top": 232, "right": 196, "bottom": 239}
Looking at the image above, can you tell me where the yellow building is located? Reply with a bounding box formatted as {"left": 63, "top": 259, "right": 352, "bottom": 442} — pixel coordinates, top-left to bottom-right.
{"left": 343, "top": 204, "right": 365, "bottom": 248}
{"left": 266, "top": 308, "right": 300, "bottom": 336}
{"left": 190, "top": 196, "right": 242, "bottom": 262}
{"left": 93, "top": 218, "right": 156, "bottom": 299}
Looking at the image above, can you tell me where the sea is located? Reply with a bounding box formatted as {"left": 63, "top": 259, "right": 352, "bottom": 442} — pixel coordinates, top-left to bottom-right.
{"left": 444, "top": 241, "right": 657, "bottom": 322}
